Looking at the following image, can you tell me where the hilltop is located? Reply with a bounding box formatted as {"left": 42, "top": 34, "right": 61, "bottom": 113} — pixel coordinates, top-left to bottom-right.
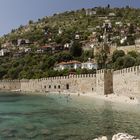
{"left": 1, "top": 6, "right": 140, "bottom": 46}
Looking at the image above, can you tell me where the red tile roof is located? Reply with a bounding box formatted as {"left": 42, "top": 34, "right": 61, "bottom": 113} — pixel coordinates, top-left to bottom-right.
{"left": 58, "top": 61, "right": 81, "bottom": 65}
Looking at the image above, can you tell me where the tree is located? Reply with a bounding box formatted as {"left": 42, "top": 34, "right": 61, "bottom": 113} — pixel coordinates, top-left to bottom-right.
{"left": 128, "top": 51, "right": 138, "bottom": 58}
{"left": 135, "top": 56, "right": 140, "bottom": 66}
{"left": 123, "top": 55, "right": 135, "bottom": 68}
{"left": 29, "top": 20, "right": 33, "bottom": 25}
{"left": 128, "top": 24, "right": 135, "bottom": 34}
{"left": 114, "top": 57, "right": 124, "bottom": 70}
{"left": 95, "top": 49, "right": 108, "bottom": 69}
{"left": 70, "top": 41, "right": 83, "bottom": 57}
{"left": 112, "top": 50, "right": 125, "bottom": 62}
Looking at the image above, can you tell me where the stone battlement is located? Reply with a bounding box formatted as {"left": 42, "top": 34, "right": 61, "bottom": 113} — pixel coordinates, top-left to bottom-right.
{"left": 114, "top": 66, "right": 140, "bottom": 75}
{"left": 0, "top": 66, "right": 139, "bottom": 96}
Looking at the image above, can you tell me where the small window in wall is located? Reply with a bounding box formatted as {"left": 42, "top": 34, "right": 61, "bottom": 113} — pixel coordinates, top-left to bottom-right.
{"left": 44, "top": 85, "right": 46, "bottom": 89}
{"left": 3, "top": 86, "right": 5, "bottom": 89}
{"left": 66, "top": 84, "right": 69, "bottom": 90}
{"left": 49, "top": 85, "right": 51, "bottom": 89}
{"left": 54, "top": 85, "right": 56, "bottom": 89}
{"left": 58, "top": 85, "right": 61, "bottom": 89}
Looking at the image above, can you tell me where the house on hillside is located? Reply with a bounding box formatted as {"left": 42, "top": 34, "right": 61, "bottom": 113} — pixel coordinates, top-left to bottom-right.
{"left": 17, "top": 39, "right": 31, "bottom": 46}
{"left": 75, "top": 34, "right": 80, "bottom": 40}
{"left": 86, "top": 9, "right": 96, "bottom": 16}
{"left": 109, "top": 12, "right": 116, "bottom": 17}
{"left": 81, "top": 61, "right": 98, "bottom": 70}
{"left": 24, "top": 48, "right": 32, "bottom": 53}
{"left": 64, "top": 43, "right": 71, "bottom": 50}
{"left": 51, "top": 44, "right": 64, "bottom": 53}
{"left": 0, "top": 49, "right": 10, "bottom": 56}
{"left": 54, "top": 61, "right": 81, "bottom": 71}
{"left": 36, "top": 45, "right": 52, "bottom": 53}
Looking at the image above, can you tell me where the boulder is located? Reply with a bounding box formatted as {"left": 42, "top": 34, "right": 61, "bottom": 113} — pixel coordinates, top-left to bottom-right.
{"left": 112, "top": 133, "right": 140, "bottom": 140}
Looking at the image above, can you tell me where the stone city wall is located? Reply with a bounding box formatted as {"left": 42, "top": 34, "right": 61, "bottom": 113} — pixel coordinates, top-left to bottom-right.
{"left": 113, "top": 66, "right": 140, "bottom": 97}
{"left": 0, "top": 70, "right": 113, "bottom": 95}
{"left": 0, "top": 80, "right": 21, "bottom": 91}
{"left": 2, "top": 67, "right": 140, "bottom": 97}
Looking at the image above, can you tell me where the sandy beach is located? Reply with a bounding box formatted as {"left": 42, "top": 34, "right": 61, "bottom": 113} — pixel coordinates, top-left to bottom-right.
{"left": 60, "top": 92, "right": 140, "bottom": 105}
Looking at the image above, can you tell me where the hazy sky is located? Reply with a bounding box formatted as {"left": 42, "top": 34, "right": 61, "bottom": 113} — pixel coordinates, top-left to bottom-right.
{"left": 0, "top": 0, "right": 139, "bottom": 36}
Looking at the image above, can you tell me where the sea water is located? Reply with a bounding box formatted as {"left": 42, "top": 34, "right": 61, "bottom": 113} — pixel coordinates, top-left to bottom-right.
{"left": 0, "top": 92, "right": 140, "bottom": 140}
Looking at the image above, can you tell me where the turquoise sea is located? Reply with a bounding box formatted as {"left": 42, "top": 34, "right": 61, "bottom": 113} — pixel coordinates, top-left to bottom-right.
{"left": 0, "top": 92, "right": 140, "bottom": 140}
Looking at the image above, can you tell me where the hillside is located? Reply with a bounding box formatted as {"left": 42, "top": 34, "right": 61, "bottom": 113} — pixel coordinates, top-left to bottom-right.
{"left": 1, "top": 7, "right": 140, "bottom": 46}
{"left": 0, "top": 6, "right": 140, "bottom": 79}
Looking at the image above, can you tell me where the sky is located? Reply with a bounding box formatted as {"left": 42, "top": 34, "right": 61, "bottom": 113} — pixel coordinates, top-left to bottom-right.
{"left": 0, "top": 0, "right": 140, "bottom": 36}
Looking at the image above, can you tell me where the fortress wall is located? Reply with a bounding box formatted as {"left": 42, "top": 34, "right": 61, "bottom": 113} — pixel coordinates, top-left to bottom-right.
{"left": 0, "top": 70, "right": 113, "bottom": 95}
{"left": 110, "top": 45, "right": 140, "bottom": 55}
{"left": 20, "top": 74, "right": 98, "bottom": 94}
{"left": 0, "top": 80, "right": 21, "bottom": 91}
{"left": 113, "top": 66, "right": 140, "bottom": 96}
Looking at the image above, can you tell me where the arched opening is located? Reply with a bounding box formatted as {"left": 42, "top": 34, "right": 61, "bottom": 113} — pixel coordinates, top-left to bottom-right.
{"left": 58, "top": 85, "right": 61, "bottom": 89}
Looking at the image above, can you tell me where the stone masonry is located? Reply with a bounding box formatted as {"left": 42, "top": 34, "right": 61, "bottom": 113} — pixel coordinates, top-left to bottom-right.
{"left": 0, "top": 66, "right": 140, "bottom": 97}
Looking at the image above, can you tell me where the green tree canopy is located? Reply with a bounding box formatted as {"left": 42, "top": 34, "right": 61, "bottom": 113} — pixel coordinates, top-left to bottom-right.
{"left": 70, "top": 41, "right": 83, "bottom": 57}
{"left": 112, "top": 50, "right": 125, "bottom": 62}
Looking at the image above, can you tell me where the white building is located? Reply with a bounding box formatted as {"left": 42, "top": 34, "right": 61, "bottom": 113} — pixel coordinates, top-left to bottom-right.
{"left": 86, "top": 10, "right": 96, "bottom": 16}
{"left": 25, "top": 48, "right": 31, "bottom": 53}
{"left": 109, "top": 12, "right": 116, "bottom": 17}
{"left": 0, "top": 49, "right": 9, "bottom": 56}
{"left": 64, "top": 43, "right": 71, "bottom": 49}
{"left": 81, "top": 61, "right": 98, "bottom": 70}
{"left": 54, "top": 61, "right": 81, "bottom": 71}
{"left": 75, "top": 34, "right": 80, "bottom": 40}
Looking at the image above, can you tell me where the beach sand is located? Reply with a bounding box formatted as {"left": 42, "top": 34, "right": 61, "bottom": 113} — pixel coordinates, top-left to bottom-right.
{"left": 61, "top": 92, "right": 140, "bottom": 105}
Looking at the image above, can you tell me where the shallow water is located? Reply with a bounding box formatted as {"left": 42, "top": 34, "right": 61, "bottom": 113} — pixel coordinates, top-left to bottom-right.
{"left": 0, "top": 92, "right": 140, "bottom": 140}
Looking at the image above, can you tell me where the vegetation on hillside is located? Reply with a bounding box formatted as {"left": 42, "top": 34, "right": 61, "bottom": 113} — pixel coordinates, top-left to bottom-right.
{"left": 0, "top": 6, "right": 140, "bottom": 79}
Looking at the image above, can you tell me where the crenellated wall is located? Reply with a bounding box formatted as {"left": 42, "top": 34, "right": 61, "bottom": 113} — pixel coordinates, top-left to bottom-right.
{"left": 21, "top": 74, "right": 98, "bottom": 94}
{"left": 113, "top": 66, "right": 140, "bottom": 97}
{"left": 1, "top": 66, "right": 140, "bottom": 97}
{"left": 0, "top": 70, "right": 113, "bottom": 95}
{"left": 0, "top": 80, "right": 21, "bottom": 91}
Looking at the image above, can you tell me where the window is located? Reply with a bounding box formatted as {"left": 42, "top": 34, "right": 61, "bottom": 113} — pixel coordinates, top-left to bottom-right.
{"left": 49, "top": 85, "right": 51, "bottom": 89}
{"left": 54, "top": 85, "right": 56, "bottom": 89}
{"left": 66, "top": 84, "right": 69, "bottom": 90}
{"left": 44, "top": 85, "right": 46, "bottom": 89}
{"left": 58, "top": 85, "right": 61, "bottom": 89}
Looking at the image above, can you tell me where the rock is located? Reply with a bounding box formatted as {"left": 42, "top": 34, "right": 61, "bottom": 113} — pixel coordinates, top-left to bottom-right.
{"left": 93, "top": 133, "right": 139, "bottom": 140}
{"left": 93, "top": 136, "right": 108, "bottom": 140}
{"left": 112, "top": 133, "right": 140, "bottom": 140}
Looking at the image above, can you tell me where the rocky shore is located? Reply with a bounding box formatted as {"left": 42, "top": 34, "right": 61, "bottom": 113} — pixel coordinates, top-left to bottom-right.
{"left": 93, "top": 133, "right": 140, "bottom": 140}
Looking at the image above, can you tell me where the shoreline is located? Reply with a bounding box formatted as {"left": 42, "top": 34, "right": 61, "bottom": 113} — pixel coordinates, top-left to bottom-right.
{"left": 50, "top": 92, "right": 140, "bottom": 105}
{"left": 1, "top": 90, "right": 139, "bottom": 105}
